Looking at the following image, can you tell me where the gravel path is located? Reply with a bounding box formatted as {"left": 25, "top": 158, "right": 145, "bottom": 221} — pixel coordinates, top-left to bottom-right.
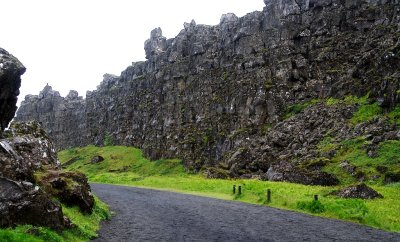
{"left": 91, "top": 183, "right": 400, "bottom": 242}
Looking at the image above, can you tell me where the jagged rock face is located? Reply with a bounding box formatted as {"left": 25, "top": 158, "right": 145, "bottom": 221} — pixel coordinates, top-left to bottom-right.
{"left": 0, "top": 122, "right": 65, "bottom": 229}
{"left": 16, "top": 85, "right": 87, "bottom": 150}
{"left": 0, "top": 121, "right": 94, "bottom": 229}
{"left": 0, "top": 48, "right": 25, "bottom": 134}
{"left": 0, "top": 121, "right": 60, "bottom": 182}
{"left": 16, "top": 1, "right": 400, "bottom": 178}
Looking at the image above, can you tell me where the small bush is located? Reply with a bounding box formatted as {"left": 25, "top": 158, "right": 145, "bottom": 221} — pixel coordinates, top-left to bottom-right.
{"left": 103, "top": 133, "right": 113, "bottom": 146}
{"left": 388, "top": 105, "right": 400, "bottom": 125}
{"left": 297, "top": 200, "right": 325, "bottom": 213}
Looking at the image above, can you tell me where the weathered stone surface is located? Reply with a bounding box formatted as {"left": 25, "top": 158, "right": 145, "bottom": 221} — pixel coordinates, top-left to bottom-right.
{"left": 36, "top": 170, "right": 94, "bottom": 214}
{"left": 0, "top": 121, "right": 59, "bottom": 182}
{"left": 0, "top": 121, "right": 94, "bottom": 228}
{"left": 266, "top": 161, "right": 339, "bottom": 186}
{"left": 16, "top": 85, "right": 86, "bottom": 150}
{"left": 337, "top": 183, "right": 383, "bottom": 199}
{"left": 0, "top": 48, "right": 25, "bottom": 134}
{"left": 16, "top": 1, "right": 400, "bottom": 184}
{"left": 0, "top": 177, "right": 65, "bottom": 230}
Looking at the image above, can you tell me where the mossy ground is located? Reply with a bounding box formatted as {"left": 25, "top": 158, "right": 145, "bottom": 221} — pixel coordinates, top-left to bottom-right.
{"left": 0, "top": 197, "right": 110, "bottom": 242}
{"left": 59, "top": 145, "right": 400, "bottom": 233}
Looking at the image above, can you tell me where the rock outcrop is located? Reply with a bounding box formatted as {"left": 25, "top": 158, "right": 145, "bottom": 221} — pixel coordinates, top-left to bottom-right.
{"left": 16, "top": 1, "right": 400, "bottom": 184}
{"left": 0, "top": 48, "right": 25, "bottom": 134}
{"left": 0, "top": 121, "right": 60, "bottom": 182}
{"left": 0, "top": 121, "right": 94, "bottom": 229}
{"left": 0, "top": 48, "right": 94, "bottom": 229}
{"left": 0, "top": 177, "right": 65, "bottom": 230}
{"left": 337, "top": 183, "right": 383, "bottom": 199}
{"left": 36, "top": 170, "right": 94, "bottom": 214}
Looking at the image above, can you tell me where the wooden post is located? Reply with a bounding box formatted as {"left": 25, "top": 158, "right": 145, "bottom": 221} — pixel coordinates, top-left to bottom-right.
{"left": 238, "top": 186, "right": 242, "bottom": 195}
{"left": 233, "top": 185, "right": 236, "bottom": 194}
{"left": 314, "top": 195, "right": 318, "bottom": 201}
{"left": 267, "top": 189, "right": 271, "bottom": 203}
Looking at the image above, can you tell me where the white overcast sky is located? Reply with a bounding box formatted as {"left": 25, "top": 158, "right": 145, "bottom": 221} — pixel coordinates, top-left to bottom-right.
{"left": 1, "top": 0, "right": 265, "bottom": 106}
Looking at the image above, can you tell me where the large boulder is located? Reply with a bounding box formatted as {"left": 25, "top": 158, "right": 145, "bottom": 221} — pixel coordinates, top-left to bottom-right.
{"left": 0, "top": 122, "right": 94, "bottom": 229}
{"left": 36, "top": 170, "right": 94, "bottom": 214}
{"left": 266, "top": 161, "right": 339, "bottom": 186}
{"left": 0, "top": 177, "right": 65, "bottom": 230}
{"left": 337, "top": 184, "right": 383, "bottom": 199}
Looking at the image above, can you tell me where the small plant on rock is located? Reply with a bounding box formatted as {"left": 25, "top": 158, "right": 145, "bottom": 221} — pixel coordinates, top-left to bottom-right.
{"left": 104, "top": 133, "right": 114, "bottom": 146}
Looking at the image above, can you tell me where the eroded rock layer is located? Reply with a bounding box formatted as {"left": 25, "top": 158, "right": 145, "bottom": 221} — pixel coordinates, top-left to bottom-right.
{"left": 16, "top": 0, "right": 400, "bottom": 181}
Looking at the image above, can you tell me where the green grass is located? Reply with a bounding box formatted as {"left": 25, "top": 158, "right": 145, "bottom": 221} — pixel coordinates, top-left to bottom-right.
{"left": 58, "top": 145, "right": 185, "bottom": 177}
{"left": 59, "top": 145, "right": 400, "bottom": 233}
{"left": 324, "top": 94, "right": 383, "bottom": 125}
{"left": 0, "top": 226, "right": 63, "bottom": 242}
{"left": 283, "top": 99, "right": 320, "bottom": 120}
{"left": 388, "top": 104, "right": 400, "bottom": 125}
{"left": 323, "top": 138, "right": 400, "bottom": 185}
{"left": 351, "top": 102, "right": 382, "bottom": 124}
{"left": 0, "top": 196, "right": 110, "bottom": 242}
{"left": 326, "top": 94, "right": 369, "bottom": 106}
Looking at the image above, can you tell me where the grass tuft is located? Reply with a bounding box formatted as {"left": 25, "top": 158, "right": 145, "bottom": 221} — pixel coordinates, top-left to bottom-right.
{"left": 351, "top": 102, "right": 382, "bottom": 124}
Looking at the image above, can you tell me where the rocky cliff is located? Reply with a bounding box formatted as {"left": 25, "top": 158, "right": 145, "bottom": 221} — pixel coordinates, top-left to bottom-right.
{"left": 17, "top": 86, "right": 86, "bottom": 150}
{"left": 16, "top": 0, "right": 400, "bottom": 184}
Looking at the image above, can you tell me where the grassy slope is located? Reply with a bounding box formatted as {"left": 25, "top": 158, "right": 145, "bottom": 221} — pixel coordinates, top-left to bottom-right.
{"left": 59, "top": 145, "right": 400, "bottom": 233}
{"left": 0, "top": 193, "right": 110, "bottom": 242}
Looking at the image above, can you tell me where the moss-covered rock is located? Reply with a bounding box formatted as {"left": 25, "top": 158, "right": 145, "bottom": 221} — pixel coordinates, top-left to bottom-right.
{"left": 35, "top": 170, "right": 94, "bottom": 214}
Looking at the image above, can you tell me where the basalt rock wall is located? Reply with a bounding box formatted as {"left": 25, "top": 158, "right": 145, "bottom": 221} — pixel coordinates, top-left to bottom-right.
{"left": 16, "top": 0, "right": 400, "bottom": 173}
{"left": 16, "top": 86, "right": 86, "bottom": 150}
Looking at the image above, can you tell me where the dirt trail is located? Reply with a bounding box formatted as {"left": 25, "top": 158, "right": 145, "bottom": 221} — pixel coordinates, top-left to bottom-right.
{"left": 91, "top": 183, "right": 400, "bottom": 242}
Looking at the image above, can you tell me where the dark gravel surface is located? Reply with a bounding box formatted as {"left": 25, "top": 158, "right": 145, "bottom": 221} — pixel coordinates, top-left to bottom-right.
{"left": 91, "top": 183, "right": 400, "bottom": 242}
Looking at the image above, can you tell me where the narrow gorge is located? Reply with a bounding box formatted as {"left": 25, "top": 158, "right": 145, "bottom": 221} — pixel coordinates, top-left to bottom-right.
{"left": 16, "top": 0, "right": 400, "bottom": 184}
